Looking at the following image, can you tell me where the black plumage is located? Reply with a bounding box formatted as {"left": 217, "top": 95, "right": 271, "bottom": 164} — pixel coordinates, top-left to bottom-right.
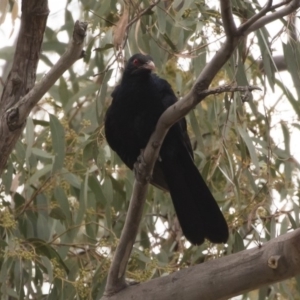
{"left": 104, "top": 53, "right": 228, "bottom": 245}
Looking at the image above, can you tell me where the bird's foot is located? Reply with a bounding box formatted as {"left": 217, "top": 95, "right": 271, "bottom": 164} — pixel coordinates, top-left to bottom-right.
{"left": 134, "top": 150, "right": 152, "bottom": 184}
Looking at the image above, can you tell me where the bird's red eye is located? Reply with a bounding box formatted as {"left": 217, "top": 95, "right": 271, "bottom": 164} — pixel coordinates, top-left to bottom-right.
{"left": 133, "top": 59, "right": 139, "bottom": 66}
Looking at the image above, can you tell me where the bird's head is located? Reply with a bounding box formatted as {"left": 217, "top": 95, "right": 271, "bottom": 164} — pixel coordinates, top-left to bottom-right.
{"left": 124, "top": 53, "right": 155, "bottom": 76}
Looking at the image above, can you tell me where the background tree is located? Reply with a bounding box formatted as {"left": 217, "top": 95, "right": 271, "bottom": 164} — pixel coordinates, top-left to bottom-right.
{"left": 0, "top": 0, "right": 300, "bottom": 299}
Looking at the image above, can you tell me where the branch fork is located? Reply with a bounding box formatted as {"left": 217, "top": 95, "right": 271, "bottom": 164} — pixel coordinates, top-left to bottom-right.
{"left": 104, "top": 0, "right": 300, "bottom": 297}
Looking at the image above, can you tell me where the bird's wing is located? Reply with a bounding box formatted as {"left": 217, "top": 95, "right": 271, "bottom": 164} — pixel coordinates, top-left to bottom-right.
{"left": 153, "top": 74, "right": 194, "bottom": 159}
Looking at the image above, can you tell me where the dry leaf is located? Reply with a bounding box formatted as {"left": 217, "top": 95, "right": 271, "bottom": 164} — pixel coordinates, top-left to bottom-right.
{"left": 113, "top": 2, "right": 129, "bottom": 50}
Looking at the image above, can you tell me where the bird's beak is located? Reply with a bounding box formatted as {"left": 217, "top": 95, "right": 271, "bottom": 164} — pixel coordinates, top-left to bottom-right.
{"left": 142, "top": 60, "right": 155, "bottom": 71}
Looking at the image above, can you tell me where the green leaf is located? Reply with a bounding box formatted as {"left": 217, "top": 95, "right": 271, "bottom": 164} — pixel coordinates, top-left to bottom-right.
{"left": 156, "top": 2, "right": 167, "bottom": 34}
{"left": 28, "top": 164, "right": 52, "bottom": 185}
{"left": 25, "top": 117, "right": 34, "bottom": 169}
{"left": 2, "top": 159, "right": 13, "bottom": 194}
{"left": 62, "top": 170, "right": 81, "bottom": 189}
{"left": 75, "top": 182, "right": 86, "bottom": 225}
{"left": 94, "top": 43, "right": 114, "bottom": 52}
{"left": 189, "top": 110, "right": 204, "bottom": 149}
{"left": 96, "top": 69, "right": 114, "bottom": 124}
{"left": 41, "top": 256, "right": 53, "bottom": 282}
{"left": 0, "top": 240, "right": 7, "bottom": 249}
{"left": 59, "top": 77, "right": 70, "bottom": 106}
{"left": 31, "top": 147, "right": 54, "bottom": 159}
{"left": 54, "top": 187, "right": 72, "bottom": 225}
{"left": 49, "top": 114, "right": 65, "bottom": 173}
{"left": 64, "top": 83, "right": 98, "bottom": 113}
{"left": 256, "top": 28, "right": 275, "bottom": 90}
{"left": 287, "top": 213, "right": 297, "bottom": 230}
{"left": 283, "top": 42, "right": 300, "bottom": 99}
{"left": 49, "top": 207, "right": 67, "bottom": 221}
{"left": 37, "top": 194, "right": 50, "bottom": 241}
{"left": 280, "top": 215, "right": 289, "bottom": 235}
{"left": 233, "top": 231, "right": 245, "bottom": 253}
{"left": 237, "top": 126, "right": 260, "bottom": 173}
{"left": 258, "top": 286, "right": 269, "bottom": 300}
{"left": 88, "top": 174, "right": 106, "bottom": 206}
{"left": 27, "top": 238, "right": 69, "bottom": 274}
{"left": 0, "top": 257, "right": 14, "bottom": 284}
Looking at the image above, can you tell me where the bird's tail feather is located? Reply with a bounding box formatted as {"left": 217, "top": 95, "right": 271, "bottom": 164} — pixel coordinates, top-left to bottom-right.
{"left": 161, "top": 148, "right": 228, "bottom": 245}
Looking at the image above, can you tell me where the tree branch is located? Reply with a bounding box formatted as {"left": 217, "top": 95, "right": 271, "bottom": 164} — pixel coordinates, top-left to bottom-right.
{"left": 102, "top": 229, "right": 300, "bottom": 300}
{"left": 199, "top": 84, "right": 261, "bottom": 98}
{"left": 0, "top": 0, "right": 49, "bottom": 175}
{"left": 12, "top": 21, "right": 87, "bottom": 122}
{"left": 220, "top": 0, "right": 237, "bottom": 36}
{"left": 103, "top": 0, "right": 300, "bottom": 297}
{"left": 0, "top": 19, "right": 87, "bottom": 175}
{"left": 239, "top": 0, "right": 273, "bottom": 32}
{"left": 126, "top": 0, "right": 160, "bottom": 29}
{"left": 243, "top": 0, "right": 300, "bottom": 35}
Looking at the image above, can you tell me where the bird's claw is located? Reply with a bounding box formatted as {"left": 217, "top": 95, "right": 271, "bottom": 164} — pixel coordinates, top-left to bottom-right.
{"left": 134, "top": 150, "right": 152, "bottom": 184}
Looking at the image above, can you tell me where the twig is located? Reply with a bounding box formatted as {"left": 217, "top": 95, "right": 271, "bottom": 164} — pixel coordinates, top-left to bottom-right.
{"left": 243, "top": 0, "right": 300, "bottom": 34}
{"left": 239, "top": 0, "right": 273, "bottom": 33}
{"left": 198, "top": 84, "right": 261, "bottom": 98}
{"left": 11, "top": 21, "right": 87, "bottom": 124}
{"left": 126, "top": 0, "right": 160, "bottom": 29}
{"left": 89, "top": 9, "right": 116, "bottom": 26}
{"left": 271, "top": 0, "right": 291, "bottom": 10}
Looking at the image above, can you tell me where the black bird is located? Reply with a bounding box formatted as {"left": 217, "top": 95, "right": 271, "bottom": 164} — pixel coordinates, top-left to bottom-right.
{"left": 104, "top": 53, "right": 228, "bottom": 245}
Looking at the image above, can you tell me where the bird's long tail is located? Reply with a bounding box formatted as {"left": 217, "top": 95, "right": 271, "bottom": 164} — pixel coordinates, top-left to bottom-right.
{"left": 160, "top": 146, "right": 229, "bottom": 245}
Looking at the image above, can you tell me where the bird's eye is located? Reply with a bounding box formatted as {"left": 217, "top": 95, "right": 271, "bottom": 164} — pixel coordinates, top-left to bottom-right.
{"left": 133, "top": 59, "right": 139, "bottom": 66}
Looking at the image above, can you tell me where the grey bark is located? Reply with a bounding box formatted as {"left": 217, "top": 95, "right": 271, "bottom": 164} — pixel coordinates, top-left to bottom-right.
{"left": 0, "top": 0, "right": 49, "bottom": 174}
{"left": 103, "top": 229, "right": 300, "bottom": 300}
{"left": 0, "top": 0, "right": 87, "bottom": 176}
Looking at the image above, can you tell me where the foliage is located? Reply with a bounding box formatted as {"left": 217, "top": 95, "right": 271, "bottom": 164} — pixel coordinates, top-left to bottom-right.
{"left": 0, "top": 0, "right": 300, "bottom": 299}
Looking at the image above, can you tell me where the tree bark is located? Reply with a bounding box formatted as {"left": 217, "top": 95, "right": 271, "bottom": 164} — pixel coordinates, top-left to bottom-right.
{"left": 102, "top": 229, "right": 300, "bottom": 300}
{"left": 0, "top": 0, "right": 87, "bottom": 176}
{"left": 0, "top": 0, "right": 49, "bottom": 174}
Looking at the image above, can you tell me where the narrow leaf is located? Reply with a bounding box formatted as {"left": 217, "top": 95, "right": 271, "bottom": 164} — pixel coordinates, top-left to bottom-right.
{"left": 49, "top": 114, "right": 65, "bottom": 173}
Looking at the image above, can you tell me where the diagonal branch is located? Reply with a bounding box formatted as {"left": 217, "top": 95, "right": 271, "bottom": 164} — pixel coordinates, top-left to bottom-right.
{"left": 243, "top": 0, "right": 300, "bottom": 34}
{"left": 0, "top": 20, "right": 87, "bottom": 176}
{"left": 11, "top": 21, "right": 87, "bottom": 123}
{"left": 239, "top": 0, "right": 273, "bottom": 33}
{"left": 199, "top": 84, "right": 261, "bottom": 98}
{"left": 103, "top": 0, "right": 300, "bottom": 298}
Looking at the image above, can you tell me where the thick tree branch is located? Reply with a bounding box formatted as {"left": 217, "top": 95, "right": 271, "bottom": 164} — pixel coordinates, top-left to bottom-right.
{"left": 0, "top": 19, "right": 87, "bottom": 175}
{"left": 103, "top": 0, "right": 300, "bottom": 297}
{"left": 258, "top": 55, "right": 287, "bottom": 72}
{"left": 103, "top": 229, "right": 300, "bottom": 300}
{"left": 104, "top": 152, "right": 161, "bottom": 295}
{"left": 220, "top": 0, "right": 237, "bottom": 36}
{"left": 0, "top": 0, "right": 49, "bottom": 175}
